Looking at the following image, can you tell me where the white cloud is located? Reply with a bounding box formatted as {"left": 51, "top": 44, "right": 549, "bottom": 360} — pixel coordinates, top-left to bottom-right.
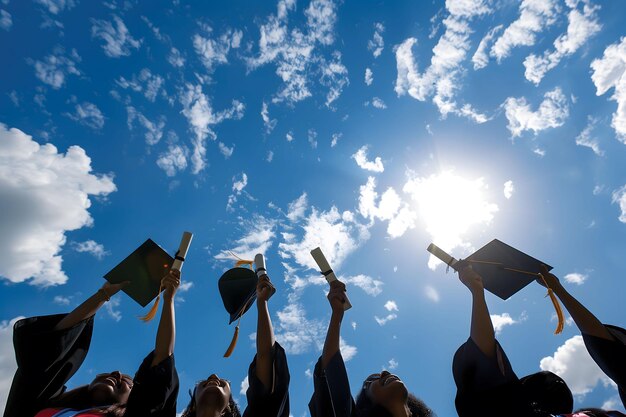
{"left": 524, "top": 0, "right": 601, "bottom": 84}
{"left": 32, "top": 47, "right": 81, "bottom": 89}
{"left": 375, "top": 313, "right": 397, "bottom": 326}
{"left": 179, "top": 84, "right": 244, "bottom": 173}
{"left": 227, "top": 172, "right": 249, "bottom": 211}
{"left": 351, "top": 321, "right": 357, "bottom": 330}
{"left": 340, "top": 337, "right": 357, "bottom": 361}
{"left": 126, "top": 106, "right": 165, "bottom": 145}
{"left": 563, "top": 272, "right": 587, "bottom": 285}
{"left": 403, "top": 171, "right": 498, "bottom": 269}
{"left": 601, "top": 396, "right": 623, "bottom": 411}
{"left": 368, "top": 22, "right": 384, "bottom": 58}
{"left": 330, "top": 132, "right": 342, "bottom": 148}
{"left": 156, "top": 144, "right": 188, "bottom": 177}
{"left": 240, "top": 376, "right": 249, "bottom": 396}
{"left": 91, "top": 15, "right": 141, "bottom": 58}
{"left": 0, "top": 124, "right": 116, "bottom": 286}
{"left": 286, "top": 131, "right": 294, "bottom": 142}
{"left": 116, "top": 69, "right": 165, "bottom": 102}
{"left": 261, "top": 102, "right": 277, "bottom": 134}
{"left": 491, "top": 0, "right": 560, "bottom": 62}
{"left": 168, "top": 47, "right": 185, "bottom": 67}
{"left": 66, "top": 102, "right": 105, "bottom": 130}
{"left": 104, "top": 296, "right": 122, "bottom": 322}
{"left": 504, "top": 180, "right": 515, "bottom": 199}
{"left": 34, "top": 0, "right": 76, "bottom": 14}
{"left": 178, "top": 281, "right": 194, "bottom": 293}
{"left": 215, "top": 215, "right": 276, "bottom": 261}
{"left": 278, "top": 206, "right": 369, "bottom": 272}
{"left": 308, "top": 129, "right": 318, "bottom": 149}
{"left": 387, "top": 358, "right": 398, "bottom": 370}
{"left": 287, "top": 192, "right": 308, "bottom": 222}
{"left": 613, "top": 185, "right": 626, "bottom": 223}
{"left": 246, "top": 0, "right": 347, "bottom": 105}
{"left": 503, "top": 87, "right": 569, "bottom": 137}
{"left": 371, "top": 97, "right": 387, "bottom": 109}
{"left": 365, "top": 68, "right": 373, "bottom": 86}
{"left": 490, "top": 312, "right": 523, "bottom": 334}
{"left": 591, "top": 37, "right": 626, "bottom": 143}
{"left": 540, "top": 335, "right": 612, "bottom": 396}
{"left": 472, "top": 25, "right": 503, "bottom": 69}
{"left": 342, "top": 274, "right": 383, "bottom": 297}
{"left": 218, "top": 142, "right": 234, "bottom": 159}
{"left": 53, "top": 295, "right": 71, "bottom": 305}
{"left": 0, "top": 9, "right": 12, "bottom": 30}
{"left": 193, "top": 27, "right": 241, "bottom": 72}
{"left": 73, "top": 240, "right": 109, "bottom": 260}
{"left": 275, "top": 302, "right": 326, "bottom": 354}
{"left": 394, "top": 0, "right": 491, "bottom": 122}
{"left": 575, "top": 117, "right": 604, "bottom": 156}
{"left": 384, "top": 300, "right": 398, "bottom": 312}
{"left": 267, "top": 150, "right": 274, "bottom": 162}
{"left": 0, "top": 317, "right": 23, "bottom": 413}
{"left": 424, "top": 286, "right": 440, "bottom": 303}
{"left": 352, "top": 146, "right": 384, "bottom": 173}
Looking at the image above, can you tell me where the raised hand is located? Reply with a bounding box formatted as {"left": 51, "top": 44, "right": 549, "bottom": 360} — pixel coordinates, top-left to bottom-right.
{"left": 327, "top": 280, "right": 347, "bottom": 318}
{"left": 162, "top": 269, "right": 181, "bottom": 302}
{"left": 256, "top": 274, "right": 276, "bottom": 303}
{"left": 459, "top": 264, "right": 484, "bottom": 295}
{"left": 536, "top": 264, "right": 561, "bottom": 290}
{"left": 101, "top": 280, "right": 131, "bottom": 298}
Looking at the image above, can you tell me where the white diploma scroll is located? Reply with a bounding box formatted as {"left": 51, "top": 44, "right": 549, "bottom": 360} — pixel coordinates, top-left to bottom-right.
{"left": 254, "top": 253, "right": 267, "bottom": 278}
{"left": 426, "top": 243, "right": 459, "bottom": 271}
{"left": 171, "top": 231, "right": 193, "bottom": 271}
{"left": 310, "top": 247, "right": 352, "bottom": 310}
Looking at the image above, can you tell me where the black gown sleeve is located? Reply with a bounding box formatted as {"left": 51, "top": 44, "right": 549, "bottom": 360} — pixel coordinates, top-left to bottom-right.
{"left": 452, "top": 337, "right": 528, "bottom": 417}
{"left": 124, "top": 351, "right": 179, "bottom": 417}
{"left": 582, "top": 325, "right": 626, "bottom": 408}
{"left": 308, "top": 351, "right": 354, "bottom": 417}
{"left": 3, "top": 314, "right": 94, "bottom": 417}
{"left": 242, "top": 342, "right": 290, "bottom": 417}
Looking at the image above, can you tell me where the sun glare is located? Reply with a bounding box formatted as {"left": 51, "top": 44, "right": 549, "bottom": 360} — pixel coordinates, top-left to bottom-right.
{"left": 403, "top": 171, "right": 499, "bottom": 269}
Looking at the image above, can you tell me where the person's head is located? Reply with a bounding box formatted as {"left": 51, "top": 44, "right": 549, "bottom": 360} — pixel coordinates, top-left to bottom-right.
{"left": 520, "top": 371, "right": 573, "bottom": 415}
{"left": 181, "top": 374, "right": 241, "bottom": 417}
{"left": 87, "top": 371, "right": 134, "bottom": 405}
{"left": 355, "top": 371, "right": 435, "bottom": 417}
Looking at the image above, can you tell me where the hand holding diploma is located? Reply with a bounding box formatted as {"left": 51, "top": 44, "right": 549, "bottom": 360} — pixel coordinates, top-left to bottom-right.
{"left": 310, "top": 247, "right": 352, "bottom": 310}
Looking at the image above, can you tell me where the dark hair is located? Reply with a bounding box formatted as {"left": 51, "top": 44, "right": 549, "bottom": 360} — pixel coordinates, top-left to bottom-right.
{"left": 355, "top": 387, "right": 435, "bottom": 417}
{"left": 48, "top": 385, "right": 126, "bottom": 417}
{"left": 180, "top": 388, "right": 241, "bottom": 417}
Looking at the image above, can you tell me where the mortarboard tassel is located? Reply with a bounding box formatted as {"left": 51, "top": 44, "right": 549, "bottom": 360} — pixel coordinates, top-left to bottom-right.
{"left": 139, "top": 284, "right": 163, "bottom": 322}
{"left": 224, "top": 325, "right": 240, "bottom": 358}
{"left": 538, "top": 273, "right": 565, "bottom": 335}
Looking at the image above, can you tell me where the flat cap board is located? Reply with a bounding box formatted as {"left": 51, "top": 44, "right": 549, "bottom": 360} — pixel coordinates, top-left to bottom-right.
{"left": 218, "top": 267, "right": 258, "bottom": 324}
{"left": 104, "top": 239, "right": 173, "bottom": 307}
{"left": 466, "top": 239, "right": 552, "bottom": 300}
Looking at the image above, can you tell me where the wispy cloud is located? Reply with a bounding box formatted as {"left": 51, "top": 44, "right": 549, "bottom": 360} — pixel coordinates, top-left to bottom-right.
{"left": 352, "top": 146, "right": 384, "bottom": 173}
{"left": 157, "top": 144, "right": 188, "bottom": 177}
{"left": 31, "top": 46, "right": 81, "bottom": 89}
{"left": 91, "top": 15, "right": 141, "bottom": 58}
{"left": 613, "top": 185, "right": 626, "bottom": 223}
{"left": 364, "top": 68, "right": 373, "bottom": 86}
{"left": 116, "top": 69, "right": 165, "bottom": 102}
{"left": 368, "top": 22, "right": 384, "bottom": 58}
{"left": 126, "top": 106, "right": 166, "bottom": 145}
{"left": 65, "top": 102, "right": 105, "bottom": 130}
{"left": 193, "top": 26, "right": 242, "bottom": 73}
{"left": 575, "top": 117, "right": 604, "bottom": 156}
{"left": 73, "top": 240, "right": 109, "bottom": 260}
{"left": 503, "top": 87, "right": 569, "bottom": 137}
{"left": 504, "top": 180, "right": 515, "bottom": 199}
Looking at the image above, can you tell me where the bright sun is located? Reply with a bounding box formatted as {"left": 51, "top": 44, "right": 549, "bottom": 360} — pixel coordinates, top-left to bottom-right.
{"left": 403, "top": 171, "right": 499, "bottom": 269}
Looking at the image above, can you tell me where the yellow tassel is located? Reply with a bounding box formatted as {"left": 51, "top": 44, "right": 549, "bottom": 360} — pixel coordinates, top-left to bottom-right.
{"left": 234, "top": 259, "right": 254, "bottom": 269}
{"left": 224, "top": 325, "right": 239, "bottom": 357}
{"left": 139, "top": 285, "right": 162, "bottom": 322}
{"left": 539, "top": 273, "right": 564, "bottom": 335}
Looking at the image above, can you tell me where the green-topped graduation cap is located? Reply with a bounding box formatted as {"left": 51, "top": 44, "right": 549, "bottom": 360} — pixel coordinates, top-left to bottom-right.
{"left": 104, "top": 238, "right": 173, "bottom": 307}
{"left": 427, "top": 239, "right": 564, "bottom": 334}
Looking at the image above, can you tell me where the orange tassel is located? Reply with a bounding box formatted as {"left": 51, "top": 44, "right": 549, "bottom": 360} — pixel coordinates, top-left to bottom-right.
{"left": 539, "top": 274, "right": 564, "bottom": 335}
{"left": 139, "top": 285, "right": 162, "bottom": 322}
{"left": 234, "top": 259, "right": 254, "bottom": 269}
{"left": 224, "top": 325, "right": 239, "bottom": 357}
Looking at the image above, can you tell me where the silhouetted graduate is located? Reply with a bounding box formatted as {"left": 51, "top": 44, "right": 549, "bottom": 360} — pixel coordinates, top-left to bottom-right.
{"left": 180, "top": 255, "right": 290, "bottom": 417}
{"left": 4, "top": 239, "right": 181, "bottom": 417}
{"left": 308, "top": 280, "right": 435, "bottom": 417}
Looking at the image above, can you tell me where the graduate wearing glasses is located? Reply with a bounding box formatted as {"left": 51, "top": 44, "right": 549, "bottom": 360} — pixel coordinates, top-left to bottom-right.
{"left": 3, "top": 271, "right": 181, "bottom": 417}
{"left": 309, "top": 280, "right": 435, "bottom": 417}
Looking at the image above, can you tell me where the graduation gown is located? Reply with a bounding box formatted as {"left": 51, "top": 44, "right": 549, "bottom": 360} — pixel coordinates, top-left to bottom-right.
{"left": 582, "top": 325, "right": 626, "bottom": 408}
{"left": 3, "top": 313, "right": 179, "bottom": 417}
{"left": 242, "top": 342, "right": 290, "bottom": 417}
{"left": 308, "top": 352, "right": 355, "bottom": 417}
{"left": 452, "top": 337, "right": 538, "bottom": 417}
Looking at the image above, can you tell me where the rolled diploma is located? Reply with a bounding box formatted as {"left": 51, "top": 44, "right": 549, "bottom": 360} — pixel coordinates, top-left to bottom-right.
{"left": 426, "top": 243, "right": 459, "bottom": 271}
{"left": 171, "top": 231, "right": 193, "bottom": 271}
{"left": 254, "top": 253, "right": 267, "bottom": 277}
{"left": 310, "top": 247, "right": 352, "bottom": 310}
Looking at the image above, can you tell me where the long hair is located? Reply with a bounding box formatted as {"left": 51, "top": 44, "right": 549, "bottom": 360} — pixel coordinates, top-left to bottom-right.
{"left": 355, "top": 387, "right": 435, "bottom": 417}
{"left": 180, "top": 388, "right": 241, "bottom": 417}
{"left": 47, "top": 385, "right": 126, "bottom": 417}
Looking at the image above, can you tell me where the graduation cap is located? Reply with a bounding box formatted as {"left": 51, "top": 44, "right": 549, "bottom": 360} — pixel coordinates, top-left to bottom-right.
{"left": 427, "top": 239, "right": 565, "bottom": 334}
{"left": 104, "top": 232, "right": 193, "bottom": 322}
{"left": 219, "top": 253, "right": 271, "bottom": 357}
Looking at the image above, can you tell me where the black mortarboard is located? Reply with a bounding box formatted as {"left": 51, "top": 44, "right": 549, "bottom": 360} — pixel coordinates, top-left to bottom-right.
{"left": 428, "top": 239, "right": 564, "bottom": 334}
{"left": 104, "top": 239, "right": 173, "bottom": 307}
{"left": 218, "top": 267, "right": 258, "bottom": 324}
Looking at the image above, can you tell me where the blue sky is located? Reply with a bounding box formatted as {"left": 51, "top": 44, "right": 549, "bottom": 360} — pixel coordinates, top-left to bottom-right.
{"left": 1, "top": 0, "right": 626, "bottom": 415}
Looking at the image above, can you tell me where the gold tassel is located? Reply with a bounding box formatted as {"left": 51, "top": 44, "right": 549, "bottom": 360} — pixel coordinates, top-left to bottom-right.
{"left": 234, "top": 259, "right": 254, "bottom": 269}
{"left": 224, "top": 325, "right": 239, "bottom": 357}
{"left": 139, "top": 285, "right": 162, "bottom": 322}
{"left": 539, "top": 274, "right": 565, "bottom": 335}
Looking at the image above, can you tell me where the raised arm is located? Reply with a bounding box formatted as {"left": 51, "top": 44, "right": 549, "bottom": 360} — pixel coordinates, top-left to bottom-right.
{"left": 322, "top": 280, "right": 346, "bottom": 368}
{"left": 538, "top": 265, "right": 612, "bottom": 340}
{"left": 151, "top": 270, "right": 180, "bottom": 366}
{"left": 255, "top": 274, "right": 276, "bottom": 390}
{"left": 459, "top": 266, "right": 496, "bottom": 357}
{"left": 54, "top": 280, "right": 129, "bottom": 331}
